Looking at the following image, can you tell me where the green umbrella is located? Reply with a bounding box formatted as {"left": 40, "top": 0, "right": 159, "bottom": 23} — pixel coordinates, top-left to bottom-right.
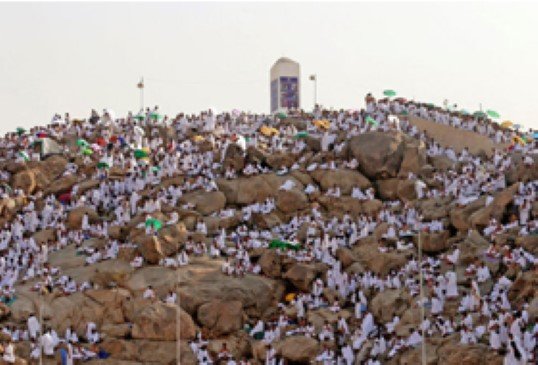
{"left": 269, "top": 239, "right": 300, "bottom": 251}
{"left": 18, "top": 151, "right": 29, "bottom": 161}
{"left": 134, "top": 149, "right": 150, "bottom": 159}
{"left": 383, "top": 89, "right": 397, "bottom": 97}
{"left": 134, "top": 113, "right": 145, "bottom": 121}
{"left": 486, "top": 110, "right": 500, "bottom": 119}
{"left": 365, "top": 116, "right": 379, "bottom": 126}
{"left": 82, "top": 148, "right": 93, "bottom": 156}
{"left": 473, "top": 111, "right": 487, "bottom": 119}
{"left": 76, "top": 139, "right": 90, "bottom": 147}
{"left": 16, "top": 127, "right": 26, "bottom": 135}
{"left": 294, "top": 131, "right": 309, "bottom": 139}
{"left": 97, "top": 161, "right": 110, "bottom": 169}
{"left": 459, "top": 109, "right": 470, "bottom": 115}
{"left": 150, "top": 112, "right": 163, "bottom": 121}
{"left": 145, "top": 217, "right": 163, "bottom": 231}
{"left": 151, "top": 166, "right": 161, "bottom": 173}
{"left": 276, "top": 112, "right": 287, "bottom": 119}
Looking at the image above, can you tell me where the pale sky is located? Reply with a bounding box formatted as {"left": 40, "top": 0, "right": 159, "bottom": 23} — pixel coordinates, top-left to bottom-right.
{"left": 1, "top": 2, "right": 537, "bottom": 134}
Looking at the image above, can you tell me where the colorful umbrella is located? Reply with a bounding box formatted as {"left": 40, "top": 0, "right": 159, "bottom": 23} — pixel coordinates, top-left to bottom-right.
{"left": 365, "top": 116, "right": 379, "bottom": 126}
{"left": 145, "top": 217, "right": 163, "bottom": 231}
{"left": 134, "top": 149, "right": 150, "bottom": 159}
{"left": 501, "top": 121, "right": 513, "bottom": 128}
{"left": 76, "top": 139, "right": 90, "bottom": 147}
{"left": 313, "top": 119, "right": 331, "bottom": 130}
{"left": 36, "top": 132, "right": 48, "bottom": 138}
{"left": 16, "top": 127, "right": 26, "bottom": 135}
{"left": 486, "top": 110, "right": 500, "bottom": 119}
{"left": 269, "top": 239, "right": 301, "bottom": 251}
{"left": 512, "top": 136, "right": 526, "bottom": 146}
{"left": 294, "top": 131, "right": 309, "bottom": 139}
{"left": 18, "top": 151, "right": 29, "bottom": 161}
{"left": 134, "top": 113, "right": 145, "bottom": 121}
{"left": 260, "top": 125, "right": 279, "bottom": 137}
{"left": 150, "top": 112, "right": 163, "bottom": 121}
{"left": 97, "top": 161, "right": 110, "bottom": 169}
{"left": 383, "top": 89, "right": 397, "bottom": 97}
{"left": 276, "top": 112, "right": 287, "bottom": 119}
{"left": 473, "top": 111, "right": 487, "bottom": 119}
{"left": 151, "top": 166, "right": 161, "bottom": 173}
{"left": 82, "top": 148, "right": 93, "bottom": 156}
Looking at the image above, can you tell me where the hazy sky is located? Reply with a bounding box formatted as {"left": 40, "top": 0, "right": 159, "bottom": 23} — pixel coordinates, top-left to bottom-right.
{"left": 1, "top": 2, "right": 537, "bottom": 134}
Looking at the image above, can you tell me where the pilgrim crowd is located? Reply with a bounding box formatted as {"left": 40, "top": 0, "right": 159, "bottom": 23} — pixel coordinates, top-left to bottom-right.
{"left": 0, "top": 94, "right": 535, "bottom": 364}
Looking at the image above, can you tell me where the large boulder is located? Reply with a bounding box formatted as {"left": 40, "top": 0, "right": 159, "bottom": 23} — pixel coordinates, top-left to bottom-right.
{"left": 396, "top": 179, "right": 417, "bottom": 201}
{"left": 11, "top": 169, "right": 39, "bottom": 194}
{"left": 66, "top": 206, "right": 100, "bottom": 230}
{"left": 353, "top": 240, "right": 407, "bottom": 276}
{"left": 179, "top": 191, "right": 226, "bottom": 215}
{"left": 348, "top": 131, "right": 406, "bottom": 180}
{"left": 309, "top": 169, "right": 371, "bottom": 195}
{"left": 197, "top": 300, "right": 243, "bottom": 336}
{"left": 258, "top": 249, "right": 282, "bottom": 278}
{"left": 317, "top": 196, "right": 362, "bottom": 216}
{"left": 276, "top": 189, "right": 308, "bottom": 214}
{"left": 130, "top": 301, "right": 196, "bottom": 341}
{"left": 223, "top": 143, "right": 245, "bottom": 172}
{"left": 217, "top": 175, "right": 275, "bottom": 205}
{"left": 449, "top": 197, "right": 486, "bottom": 232}
{"left": 370, "top": 289, "right": 412, "bottom": 323}
{"left": 399, "top": 139, "right": 427, "bottom": 176}
{"left": 136, "top": 235, "right": 165, "bottom": 264}
{"left": 277, "top": 336, "right": 319, "bottom": 363}
{"left": 44, "top": 174, "right": 77, "bottom": 195}
{"left": 283, "top": 264, "right": 318, "bottom": 292}
{"left": 469, "top": 183, "right": 519, "bottom": 229}
{"left": 376, "top": 178, "right": 400, "bottom": 200}
{"left": 414, "top": 230, "right": 450, "bottom": 253}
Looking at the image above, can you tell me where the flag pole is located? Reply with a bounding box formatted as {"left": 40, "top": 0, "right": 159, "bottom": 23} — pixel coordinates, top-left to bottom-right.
{"left": 138, "top": 77, "right": 144, "bottom": 112}
{"left": 419, "top": 229, "right": 426, "bottom": 365}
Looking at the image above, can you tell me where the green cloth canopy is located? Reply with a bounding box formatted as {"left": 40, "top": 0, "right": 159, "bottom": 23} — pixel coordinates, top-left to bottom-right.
{"left": 145, "top": 217, "right": 163, "bottom": 231}
{"left": 294, "top": 131, "right": 309, "bottom": 139}
{"left": 76, "top": 139, "right": 90, "bottom": 147}
{"left": 486, "top": 110, "right": 500, "bottom": 119}
{"left": 97, "top": 161, "right": 110, "bottom": 169}
{"left": 269, "top": 239, "right": 301, "bottom": 251}
{"left": 383, "top": 89, "right": 396, "bottom": 97}
{"left": 473, "top": 111, "right": 487, "bottom": 119}
{"left": 365, "top": 116, "right": 379, "bottom": 126}
{"left": 18, "top": 151, "right": 29, "bottom": 161}
{"left": 150, "top": 112, "right": 163, "bottom": 120}
{"left": 134, "top": 149, "right": 150, "bottom": 159}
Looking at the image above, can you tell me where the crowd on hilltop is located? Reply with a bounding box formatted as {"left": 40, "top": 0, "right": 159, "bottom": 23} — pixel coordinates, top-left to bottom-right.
{"left": 0, "top": 94, "right": 535, "bottom": 364}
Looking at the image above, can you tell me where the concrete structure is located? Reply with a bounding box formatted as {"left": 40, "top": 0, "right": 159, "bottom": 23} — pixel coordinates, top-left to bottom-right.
{"left": 270, "top": 57, "right": 300, "bottom": 113}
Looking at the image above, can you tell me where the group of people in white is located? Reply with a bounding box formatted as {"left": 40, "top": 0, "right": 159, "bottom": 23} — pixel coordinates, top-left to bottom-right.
{"left": 0, "top": 93, "right": 535, "bottom": 364}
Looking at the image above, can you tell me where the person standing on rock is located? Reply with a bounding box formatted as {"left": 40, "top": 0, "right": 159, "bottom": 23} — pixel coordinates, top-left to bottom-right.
{"left": 27, "top": 313, "right": 39, "bottom": 340}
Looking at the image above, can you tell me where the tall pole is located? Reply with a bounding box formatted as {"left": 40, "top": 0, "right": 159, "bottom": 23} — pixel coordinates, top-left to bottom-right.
{"left": 138, "top": 77, "right": 144, "bottom": 112}
{"left": 419, "top": 229, "right": 426, "bottom": 365}
{"left": 38, "top": 259, "right": 43, "bottom": 365}
{"left": 310, "top": 74, "right": 317, "bottom": 110}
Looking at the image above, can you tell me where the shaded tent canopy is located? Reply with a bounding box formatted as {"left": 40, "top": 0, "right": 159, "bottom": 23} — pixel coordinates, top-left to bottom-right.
{"left": 32, "top": 137, "right": 63, "bottom": 157}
